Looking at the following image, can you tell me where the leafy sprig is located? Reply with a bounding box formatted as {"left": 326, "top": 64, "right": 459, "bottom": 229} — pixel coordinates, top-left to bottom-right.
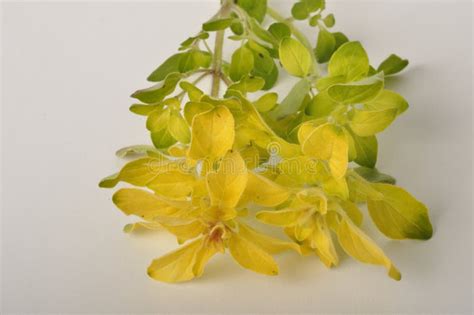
{"left": 100, "top": 0, "right": 430, "bottom": 283}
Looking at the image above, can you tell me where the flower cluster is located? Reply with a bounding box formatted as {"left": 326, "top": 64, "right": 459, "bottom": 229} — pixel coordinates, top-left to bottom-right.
{"left": 100, "top": 0, "right": 432, "bottom": 283}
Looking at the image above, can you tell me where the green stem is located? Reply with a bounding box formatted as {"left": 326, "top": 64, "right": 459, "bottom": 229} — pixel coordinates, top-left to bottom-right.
{"left": 211, "top": 0, "right": 232, "bottom": 97}
{"left": 266, "top": 6, "right": 320, "bottom": 77}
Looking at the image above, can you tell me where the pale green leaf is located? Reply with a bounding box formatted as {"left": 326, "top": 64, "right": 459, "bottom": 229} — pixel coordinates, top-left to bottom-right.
{"left": 279, "top": 37, "right": 312, "bottom": 77}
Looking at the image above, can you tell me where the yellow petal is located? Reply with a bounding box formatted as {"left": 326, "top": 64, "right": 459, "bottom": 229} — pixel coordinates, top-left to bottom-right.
{"left": 256, "top": 207, "right": 307, "bottom": 227}
{"left": 310, "top": 214, "right": 339, "bottom": 267}
{"left": 192, "top": 237, "right": 221, "bottom": 277}
{"left": 239, "top": 172, "right": 290, "bottom": 207}
{"left": 296, "top": 188, "right": 328, "bottom": 214}
{"left": 337, "top": 218, "right": 401, "bottom": 280}
{"left": 188, "top": 105, "right": 235, "bottom": 160}
{"left": 147, "top": 170, "right": 195, "bottom": 199}
{"left": 112, "top": 188, "right": 188, "bottom": 220}
{"left": 160, "top": 219, "right": 206, "bottom": 244}
{"left": 228, "top": 232, "right": 279, "bottom": 276}
{"left": 123, "top": 221, "right": 162, "bottom": 233}
{"left": 238, "top": 223, "right": 302, "bottom": 255}
{"left": 147, "top": 238, "right": 203, "bottom": 283}
{"left": 206, "top": 151, "right": 248, "bottom": 211}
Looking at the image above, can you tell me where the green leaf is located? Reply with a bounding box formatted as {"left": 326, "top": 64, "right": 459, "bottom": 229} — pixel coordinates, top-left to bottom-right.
{"left": 291, "top": 2, "right": 310, "bottom": 20}
{"left": 368, "top": 183, "right": 433, "bottom": 240}
{"left": 179, "top": 32, "right": 209, "bottom": 50}
{"left": 248, "top": 18, "right": 277, "bottom": 46}
{"left": 247, "top": 41, "right": 278, "bottom": 89}
{"left": 179, "top": 50, "right": 212, "bottom": 73}
{"left": 279, "top": 37, "right": 312, "bottom": 77}
{"left": 129, "top": 104, "right": 162, "bottom": 116}
{"left": 179, "top": 81, "right": 204, "bottom": 102}
{"left": 147, "top": 53, "right": 184, "bottom": 82}
{"left": 202, "top": 18, "right": 235, "bottom": 31}
{"left": 268, "top": 23, "right": 291, "bottom": 42}
{"left": 151, "top": 128, "right": 177, "bottom": 149}
{"left": 365, "top": 89, "right": 409, "bottom": 115}
{"left": 184, "top": 101, "right": 214, "bottom": 125}
{"left": 115, "top": 145, "right": 161, "bottom": 158}
{"left": 306, "top": 90, "right": 337, "bottom": 118}
{"left": 323, "top": 14, "right": 335, "bottom": 27}
{"left": 269, "top": 78, "right": 310, "bottom": 119}
{"left": 99, "top": 173, "right": 120, "bottom": 188}
{"left": 236, "top": 0, "right": 267, "bottom": 23}
{"left": 315, "top": 29, "right": 336, "bottom": 63}
{"left": 168, "top": 111, "right": 190, "bottom": 144}
{"left": 377, "top": 54, "right": 409, "bottom": 76}
{"left": 328, "top": 41, "right": 369, "bottom": 82}
{"left": 333, "top": 32, "right": 349, "bottom": 50}
{"left": 132, "top": 73, "right": 181, "bottom": 104}
{"left": 230, "top": 21, "right": 245, "bottom": 35}
{"left": 328, "top": 72, "right": 384, "bottom": 104}
{"left": 350, "top": 131, "right": 378, "bottom": 168}
{"left": 291, "top": 0, "right": 324, "bottom": 20}
{"left": 227, "top": 76, "right": 265, "bottom": 94}
{"left": 254, "top": 93, "right": 278, "bottom": 112}
{"left": 349, "top": 107, "right": 398, "bottom": 137}
{"left": 146, "top": 108, "right": 169, "bottom": 132}
{"left": 230, "top": 46, "right": 255, "bottom": 82}
{"left": 354, "top": 167, "right": 395, "bottom": 184}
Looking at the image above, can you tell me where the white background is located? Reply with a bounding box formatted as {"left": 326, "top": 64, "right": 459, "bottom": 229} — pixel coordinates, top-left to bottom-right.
{"left": 1, "top": 0, "right": 473, "bottom": 313}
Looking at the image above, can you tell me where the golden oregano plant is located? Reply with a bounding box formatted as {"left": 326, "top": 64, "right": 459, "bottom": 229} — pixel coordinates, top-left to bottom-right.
{"left": 99, "top": 0, "right": 433, "bottom": 283}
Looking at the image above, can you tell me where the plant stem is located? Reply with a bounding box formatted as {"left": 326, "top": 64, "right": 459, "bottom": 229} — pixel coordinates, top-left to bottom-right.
{"left": 211, "top": 1, "right": 231, "bottom": 97}
{"left": 266, "top": 6, "right": 320, "bottom": 77}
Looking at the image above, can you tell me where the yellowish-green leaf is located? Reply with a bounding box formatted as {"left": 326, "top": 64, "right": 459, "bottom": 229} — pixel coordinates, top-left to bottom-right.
{"left": 328, "top": 41, "right": 369, "bottom": 82}
{"left": 168, "top": 111, "right": 190, "bottom": 143}
{"left": 254, "top": 93, "right": 278, "bottom": 112}
{"left": 203, "top": 18, "right": 235, "bottom": 31}
{"left": 349, "top": 107, "right": 397, "bottom": 137}
{"left": 328, "top": 72, "right": 384, "bottom": 104}
{"left": 184, "top": 101, "right": 214, "bottom": 125}
{"left": 188, "top": 106, "right": 235, "bottom": 160}
{"left": 365, "top": 89, "right": 409, "bottom": 115}
{"left": 302, "top": 123, "right": 348, "bottom": 178}
{"left": 230, "top": 46, "right": 255, "bottom": 82}
{"left": 269, "top": 78, "right": 310, "bottom": 119}
{"left": 147, "top": 53, "right": 184, "bottom": 82}
{"left": 132, "top": 73, "right": 181, "bottom": 104}
{"left": 367, "top": 183, "right": 433, "bottom": 240}
{"left": 279, "top": 37, "right": 312, "bottom": 77}
{"left": 377, "top": 54, "right": 409, "bottom": 76}
{"left": 306, "top": 90, "right": 338, "bottom": 118}
{"left": 180, "top": 81, "right": 204, "bottom": 102}
{"left": 228, "top": 232, "right": 279, "bottom": 276}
